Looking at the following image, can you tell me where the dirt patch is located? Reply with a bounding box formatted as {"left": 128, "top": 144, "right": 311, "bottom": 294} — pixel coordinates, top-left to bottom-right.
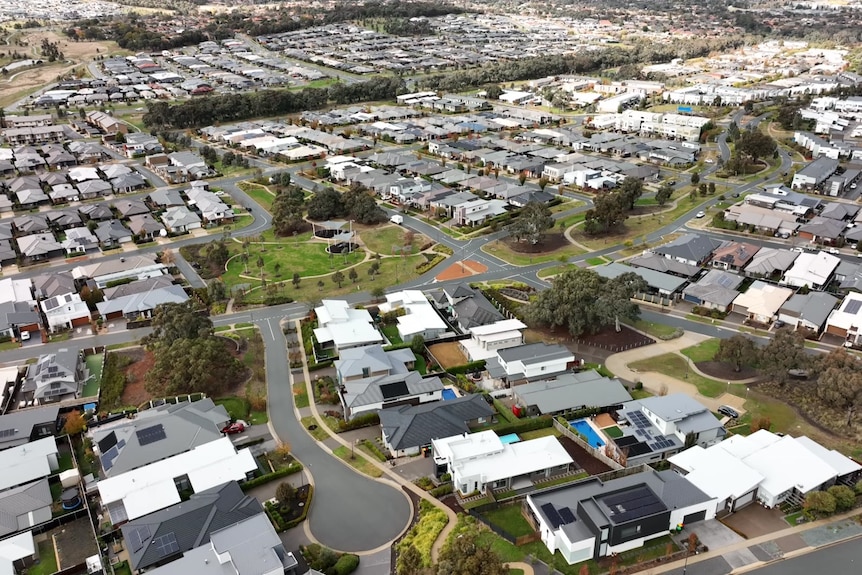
{"left": 558, "top": 436, "right": 612, "bottom": 475}
{"left": 594, "top": 413, "right": 616, "bottom": 428}
{"left": 434, "top": 259, "right": 489, "bottom": 281}
{"left": 25, "top": 31, "right": 118, "bottom": 61}
{"left": 575, "top": 325, "right": 655, "bottom": 353}
{"left": 502, "top": 232, "right": 569, "bottom": 254}
{"left": 52, "top": 517, "right": 99, "bottom": 569}
{"left": 697, "top": 361, "right": 759, "bottom": 381}
{"left": 118, "top": 347, "right": 155, "bottom": 408}
{"left": 428, "top": 341, "right": 468, "bottom": 369}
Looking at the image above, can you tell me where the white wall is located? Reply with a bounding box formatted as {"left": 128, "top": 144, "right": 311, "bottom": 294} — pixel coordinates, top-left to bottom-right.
{"left": 669, "top": 498, "right": 718, "bottom": 528}
{"left": 558, "top": 531, "right": 595, "bottom": 565}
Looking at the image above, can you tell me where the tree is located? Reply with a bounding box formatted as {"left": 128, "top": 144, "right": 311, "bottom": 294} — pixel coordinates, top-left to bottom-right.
{"left": 597, "top": 272, "right": 648, "bottom": 332}
{"left": 736, "top": 129, "right": 777, "bottom": 162}
{"left": 80, "top": 285, "right": 104, "bottom": 311}
{"left": 145, "top": 302, "right": 212, "bottom": 347}
{"left": 708, "top": 182, "right": 716, "bottom": 195}
{"left": 804, "top": 490, "right": 836, "bottom": 518}
{"left": 435, "top": 532, "right": 506, "bottom": 575}
{"left": 208, "top": 279, "right": 227, "bottom": 302}
{"left": 410, "top": 335, "right": 425, "bottom": 355}
{"left": 332, "top": 271, "right": 345, "bottom": 288}
{"left": 343, "top": 184, "right": 386, "bottom": 224}
{"left": 371, "top": 286, "right": 386, "bottom": 301}
{"left": 618, "top": 176, "right": 644, "bottom": 210}
{"left": 369, "top": 262, "right": 380, "bottom": 278}
{"left": 506, "top": 201, "right": 554, "bottom": 244}
{"left": 690, "top": 171, "right": 700, "bottom": 186}
{"left": 292, "top": 272, "right": 301, "bottom": 289}
{"left": 518, "top": 171, "right": 527, "bottom": 185}
{"left": 538, "top": 175, "right": 549, "bottom": 190}
{"left": 272, "top": 186, "right": 306, "bottom": 236}
{"left": 276, "top": 482, "right": 297, "bottom": 506}
{"left": 348, "top": 268, "right": 358, "bottom": 283}
{"left": 584, "top": 190, "right": 627, "bottom": 235}
{"left": 146, "top": 337, "right": 244, "bottom": 397}
{"left": 317, "top": 280, "right": 325, "bottom": 292}
{"left": 759, "top": 328, "right": 808, "bottom": 386}
{"left": 63, "top": 409, "right": 87, "bottom": 435}
{"left": 828, "top": 485, "right": 856, "bottom": 511}
{"left": 816, "top": 347, "right": 862, "bottom": 426}
{"left": 655, "top": 182, "right": 674, "bottom": 206}
{"left": 715, "top": 334, "right": 759, "bottom": 372}
{"left": 727, "top": 121, "right": 740, "bottom": 142}
{"left": 306, "top": 187, "right": 343, "bottom": 220}
{"left": 397, "top": 545, "right": 423, "bottom": 575}
{"left": 698, "top": 182, "right": 708, "bottom": 196}
{"left": 205, "top": 240, "right": 229, "bottom": 270}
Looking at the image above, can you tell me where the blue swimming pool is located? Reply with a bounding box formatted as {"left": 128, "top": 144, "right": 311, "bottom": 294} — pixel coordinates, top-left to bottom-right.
{"left": 499, "top": 433, "right": 521, "bottom": 445}
{"left": 569, "top": 419, "right": 605, "bottom": 448}
{"left": 442, "top": 389, "right": 458, "bottom": 400}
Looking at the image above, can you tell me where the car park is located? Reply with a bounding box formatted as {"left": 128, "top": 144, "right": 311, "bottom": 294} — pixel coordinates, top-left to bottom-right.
{"left": 718, "top": 405, "right": 739, "bottom": 419}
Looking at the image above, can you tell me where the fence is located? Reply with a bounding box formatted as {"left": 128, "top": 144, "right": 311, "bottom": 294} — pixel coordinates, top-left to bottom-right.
{"left": 466, "top": 501, "right": 542, "bottom": 547}
{"left": 553, "top": 418, "right": 624, "bottom": 471}
{"left": 634, "top": 292, "right": 673, "bottom": 307}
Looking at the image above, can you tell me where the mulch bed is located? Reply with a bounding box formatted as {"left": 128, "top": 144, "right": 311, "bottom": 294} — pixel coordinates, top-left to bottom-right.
{"left": 503, "top": 232, "right": 569, "bottom": 253}
{"left": 575, "top": 325, "right": 655, "bottom": 353}
{"left": 274, "top": 485, "right": 312, "bottom": 524}
{"left": 696, "top": 361, "right": 759, "bottom": 381}
{"left": 558, "top": 436, "right": 612, "bottom": 475}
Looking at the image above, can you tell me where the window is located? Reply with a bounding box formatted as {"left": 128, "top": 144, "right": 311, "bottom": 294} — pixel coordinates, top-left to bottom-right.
{"left": 361, "top": 368, "right": 370, "bottom": 378}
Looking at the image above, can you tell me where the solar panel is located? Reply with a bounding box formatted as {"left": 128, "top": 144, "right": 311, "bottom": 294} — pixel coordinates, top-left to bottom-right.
{"left": 117, "top": 439, "right": 126, "bottom": 449}
{"left": 136, "top": 424, "right": 167, "bottom": 446}
{"left": 128, "top": 526, "right": 150, "bottom": 552}
{"left": 380, "top": 381, "right": 409, "bottom": 400}
{"left": 102, "top": 445, "right": 119, "bottom": 471}
{"left": 0, "top": 429, "right": 14, "bottom": 438}
{"left": 559, "top": 507, "right": 576, "bottom": 525}
{"left": 98, "top": 431, "right": 117, "bottom": 453}
{"left": 541, "top": 503, "right": 563, "bottom": 529}
{"left": 153, "top": 533, "right": 179, "bottom": 558}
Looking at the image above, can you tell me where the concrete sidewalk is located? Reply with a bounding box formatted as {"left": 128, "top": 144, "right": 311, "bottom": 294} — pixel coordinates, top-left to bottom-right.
{"left": 605, "top": 332, "right": 748, "bottom": 414}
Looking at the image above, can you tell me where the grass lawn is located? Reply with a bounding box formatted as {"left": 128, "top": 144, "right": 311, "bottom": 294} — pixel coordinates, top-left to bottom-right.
{"left": 214, "top": 397, "right": 250, "bottom": 421}
{"left": 785, "top": 511, "right": 806, "bottom": 526}
{"left": 680, "top": 338, "right": 721, "bottom": 363}
{"left": 413, "top": 353, "right": 427, "bottom": 374}
{"left": 555, "top": 212, "right": 587, "bottom": 230}
{"left": 258, "top": 229, "right": 314, "bottom": 243}
{"left": 223, "top": 241, "right": 358, "bottom": 290}
{"left": 381, "top": 324, "right": 402, "bottom": 344}
{"left": 604, "top": 426, "right": 623, "bottom": 439}
{"left": 0, "top": 340, "right": 19, "bottom": 351}
{"left": 301, "top": 416, "right": 330, "bottom": 441}
{"left": 481, "top": 504, "right": 535, "bottom": 537}
{"left": 237, "top": 181, "right": 276, "bottom": 213}
{"left": 585, "top": 256, "right": 608, "bottom": 266}
{"left": 534, "top": 472, "right": 590, "bottom": 490}
{"left": 83, "top": 354, "right": 103, "bottom": 397}
{"left": 293, "top": 383, "right": 309, "bottom": 409}
{"left": 727, "top": 393, "right": 798, "bottom": 436}
{"left": 483, "top": 240, "right": 586, "bottom": 266}
{"left": 509, "top": 570, "right": 524, "bottom": 575}
{"left": 210, "top": 214, "right": 253, "bottom": 235}
{"left": 519, "top": 427, "right": 561, "bottom": 440}
{"left": 582, "top": 362, "right": 614, "bottom": 378}
{"left": 113, "top": 562, "right": 133, "bottom": 575}
{"left": 29, "top": 540, "right": 57, "bottom": 575}
{"left": 361, "top": 225, "right": 427, "bottom": 255}
{"left": 630, "top": 388, "right": 654, "bottom": 400}
{"left": 629, "top": 319, "right": 681, "bottom": 339}
{"left": 58, "top": 451, "right": 74, "bottom": 472}
{"left": 537, "top": 263, "right": 577, "bottom": 279}
{"left": 332, "top": 446, "right": 383, "bottom": 478}
{"left": 629, "top": 354, "right": 747, "bottom": 398}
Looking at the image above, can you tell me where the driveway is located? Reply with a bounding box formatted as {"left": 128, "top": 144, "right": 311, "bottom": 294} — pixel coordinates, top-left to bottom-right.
{"left": 689, "top": 519, "right": 745, "bottom": 549}
{"left": 722, "top": 505, "right": 790, "bottom": 538}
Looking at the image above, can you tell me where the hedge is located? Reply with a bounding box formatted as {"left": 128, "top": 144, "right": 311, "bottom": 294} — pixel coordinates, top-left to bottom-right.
{"left": 447, "top": 360, "right": 486, "bottom": 375}
{"left": 416, "top": 254, "right": 446, "bottom": 275}
{"left": 429, "top": 484, "right": 454, "bottom": 498}
{"left": 492, "top": 415, "right": 553, "bottom": 436}
{"left": 492, "top": 398, "right": 519, "bottom": 424}
{"left": 383, "top": 342, "right": 412, "bottom": 352}
{"left": 361, "top": 439, "right": 388, "bottom": 462}
{"left": 309, "top": 360, "right": 334, "bottom": 371}
{"left": 264, "top": 295, "right": 294, "bottom": 306}
{"left": 266, "top": 484, "right": 314, "bottom": 532}
{"left": 331, "top": 553, "right": 360, "bottom": 575}
{"left": 339, "top": 412, "right": 380, "bottom": 432}
{"left": 241, "top": 462, "right": 304, "bottom": 491}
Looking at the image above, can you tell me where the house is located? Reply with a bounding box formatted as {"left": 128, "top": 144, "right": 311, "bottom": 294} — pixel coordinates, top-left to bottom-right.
{"left": 670, "top": 430, "right": 861, "bottom": 510}
{"left": 127, "top": 214, "right": 166, "bottom": 241}
{"left": 186, "top": 188, "right": 233, "bottom": 224}
{"left": 378, "top": 290, "right": 448, "bottom": 341}
{"left": 61, "top": 227, "right": 99, "bottom": 254}
{"left": 513, "top": 370, "right": 632, "bottom": 417}
{"left": 441, "top": 284, "right": 505, "bottom": 331}
{"left": 95, "top": 219, "right": 133, "bottom": 248}
{"left": 0, "top": 240, "right": 15, "bottom": 268}
{"left": 32, "top": 272, "right": 75, "bottom": 300}
{"left": 0, "top": 406, "right": 60, "bottom": 451}
{"left": 0, "top": 301, "right": 40, "bottom": 342}
{"left": 612, "top": 394, "right": 726, "bottom": 466}
{"left": 452, "top": 197, "right": 509, "bottom": 226}
{"left": 497, "top": 343, "right": 576, "bottom": 382}
{"left": 96, "top": 284, "right": 189, "bottom": 321}
{"left": 527, "top": 467, "right": 716, "bottom": 564}
{"left": 778, "top": 291, "right": 840, "bottom": 334}
{"left": 709, "top": 242, "right": 760, "bottom": 272}
{"left": 148, "top": 189, "right": 185, "bottom": 209}
{"left": 161, "top": 206, "right": 202, "bottom": 234}
{"left": 782, "top": 251, "right": 840, "bottom": 289}
{"left": 0, "top": 480, "right": 52, "bottom": 538}
{"left": 0, "top": 532, "right": 37, "bottom": 575}
{"left": 121, "top": 480, "right": 263, "bottom": 572}
{"left": 459, "top": 319, "right": 527, "bottom": 362}
{"left": 167, "top": 151, "right": 209, "bottom": 181}
{"left": 40, "top": 292, "right": 91, "bottom": 332}
{"left": 77, "top": 178, "right": 112, "bottom": 198}
{"left": 682, "top": 270, "right": 743, "bottom": 312}
{"left": 22, "top": 349, "right": 86, "bottom": 403}
{"left": 593, "top": 262, "right": 687, "bottom": 297}
{"left": 122, "top": 132, "right": 163, "bottom": 158}
{"left": 313, "top": 299, "right": 384, "bottom": 353}
{"left": 336, "top": 344, "right": 443, "bottom": 420}
{"left": 45, "top": 209, "right": 82, "bottom": 230}
{"left": 86, "top": 110, "right": 126, "bottom": 135}
{"left": 650, "top": 234, "right": 722, "bottom": 266}
{"left": 825, "top": 292, "right": 862, "bottom": 345}
{"left": 743, "top": 247, "right": 799, "bottom": 279}
{"left": 90, "top": 399, "right": 229, "bottom": 477}
{"left": 140, "top": 513, "right": 298, "bottom": 575}
{"left": 730, "top": 281, "right": 794, "bottom": 324}
{"left": 78, "top": 202, "right": 113, "bottom": 222}
{"left": 73, "top": 254, "right": 167, "bottom": 288}
{"left": 797, "top": 217, "right": 845, "bottom": 244}
{"left": 12, "top": 215, "right": 49, "bottom": 236}
{"left": 791, "top": 157, "right": 839, "bottom": 191}
{"left": 0, "top": 278, "right": 34, "bottom": 306}
{"left": 113, "top": 199, "right": 149, "bottom": 219}
{"left": 103, "top": 275, "right": 174, "bottom": 300}
{"left": 16, "top": 234, "right": 64, "bottom": 263}
{"left": 0, "top": 436, "right": 59, "bottom": 493}
{"left": 97, "top": 437, "right": 257, "bottom": 524}
{"left": 432, "top": 431, "right": 573, "bottom": 495}
{"left": 378, "top": 394, "right": 495, "bottom": 457}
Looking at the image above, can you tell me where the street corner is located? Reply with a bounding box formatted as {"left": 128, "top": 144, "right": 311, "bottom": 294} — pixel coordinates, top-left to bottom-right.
{"left": 434, "top": 259, "right": 488, "bottom": 281}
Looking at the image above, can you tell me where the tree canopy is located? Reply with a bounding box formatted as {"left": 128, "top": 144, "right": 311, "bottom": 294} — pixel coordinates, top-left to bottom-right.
{"left": 144, "top": 302, "right": 213, "bottom": 347}
{"left": 272, "top": 185, "right": 307, "bottom": 236}
{"left": 715, "top": 335, "right": 759, "bottom": 372}
{"left": 816, "top": 347, "right": 862, "bottom": 426}
{"left": 757, "top": 327, "right": 809, "bottom": 385}
{"left": 506, "top": 201, "right": 555, "bottom": 244}
{"left": 145, "top": 336, "right": 244, "bottom": 397}
{"left": 435, "top": 532, "right": 506, "bottom": 575}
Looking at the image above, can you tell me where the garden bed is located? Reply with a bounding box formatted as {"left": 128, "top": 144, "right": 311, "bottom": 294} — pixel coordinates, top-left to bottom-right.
{"left": 696, "top": 361, "right": 759, "bottom": 381}
{"left": 576, "top": 324, "right": 654, "bottom": 352}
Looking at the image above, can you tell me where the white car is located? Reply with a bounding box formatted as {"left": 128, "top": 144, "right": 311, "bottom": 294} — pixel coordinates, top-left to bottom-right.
{"left": 695, "top": 211, "right": 706, "bottom": 218}
{"left": 19, "top": 331, "right": 30, "bottom": 341}
{"left": 828, "top": 247, "right": 840, "bottom": 255}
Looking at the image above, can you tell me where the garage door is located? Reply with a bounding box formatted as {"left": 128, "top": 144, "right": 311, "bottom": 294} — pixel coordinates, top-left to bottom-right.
{"left": 683, "top": 510, "right": 706, "bottom": 525}
{"left": 732, "top": 490, "right": 756, "bottom": 511}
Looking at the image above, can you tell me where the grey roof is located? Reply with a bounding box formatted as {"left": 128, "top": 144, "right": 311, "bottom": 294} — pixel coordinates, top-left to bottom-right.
{"left": 90, "top": 398, "right": 228, "bottom": 476}
{"left": 112, "top": 198, "right": 148, "bottom": 217}
{"left": 628, "top": 393, "right": 712, "bottom": 425}
{"left": 379, "top": 394, "right": 495, "bottom": 451}
{"left": 0, "top": 301, "right": 39, "bottom": 333}
{"left": 103, "top": 275, "right": 174, "bottom": 301}
{"left": 743, "top": 247, "right": 799, "bottom": 276}
{"left": 78, "top": 203, "right": 113, "bottom": 221}
{"left": 162, "top": 205, "right": 201, "bottom": 228}
{"left": 96, "top": 284, "right": 188, "bottom": 317}
{"left": 149, "top": 188, "right": 185, "bottom": 207}
{"left": 798, "top": 217, "right": 845, "bottom": 240}
{"left": 452, "top": 288, "right": 504, "bottom": 329}
{"left": 335, "top": 345, "right": 413, "bottom": 379}
{"left": 796, "top": 156, "right": 839, "bottom": 181}
{"left": 95, "top": 219, "right": 131, "bottom": 243}
{"left": 16, "top": 234, "right": 62, "bottom": 257}
{"left": 514, "top": 370, "right": 631, "bottom": 415}
{"left": 497, "top": 342, "right": 573, "bottom": 366}
{"left": 628, "top": 253, "right": 702, "bottom": 278}
{"left": 127, "top": 213, "right": 165, "bottom": 235}
{"left": 593, "top": 262, "right": 687, "bottom": 294}
{"left": 12, "top": 214, "right": 48, "bottom": 234}
{"left": 121, "top": 480, "right": 262, "bottom": 571}
{"left": 780, "top": 291, "right": 839, "bottom": 328}
{"left": 820, "top": 202, "right": 859, "bottom": 221}
{"left": 0, "top": 240, "right": 15, "bottom": 264}
{"left": 0, "top": 479, "right": 52, "bottom": 536}
{"left": 342, "top": 370, "right": 444, "bottom": 410}
{"left": 22, "top": 348, "right": 81, "bottom": 400}
{"left": 696, "top": 269, "right": 744, "bottom": 290}
{"left": 652, "top": 233, "right": 722, "bottom": 263}
{"left": 0, "top": 406, "right": 59, "bottom": 450}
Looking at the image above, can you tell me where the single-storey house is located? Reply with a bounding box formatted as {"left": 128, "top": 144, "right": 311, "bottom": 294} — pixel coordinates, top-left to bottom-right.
{"left": 778, "top": 291, "right": 840, "bottom": 333}
{"left": 730, "top": 281, "right": 794, "bottom": 324}
{"left": 513, "top": 370, "right": 632, "bottom": 417}
{"left": 782, "top": 251, "right": 840, "bottom": 290}
{"left": 96, "top": 284, "right": 189, "bottom": 321}
{"left": 682, "top": 269, "right": 743, "bottom": 312}
{"left": 313, "top": 299, "right": 383, "bottom": 353}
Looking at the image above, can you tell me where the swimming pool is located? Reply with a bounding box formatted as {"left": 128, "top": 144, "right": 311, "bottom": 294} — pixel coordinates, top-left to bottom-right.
{"left": 569, "top": 418, "right": 605, "bottom": 448}
{"left": 498, "top": 433, "right": 521, "bottom": 445}
{"left": 442, "top": 389, "right": 458, "bottom": 400}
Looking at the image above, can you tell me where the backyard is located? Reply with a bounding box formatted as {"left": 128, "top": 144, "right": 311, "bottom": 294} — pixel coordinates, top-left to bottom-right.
{"left": 83, "top": 354, "right": 103, "bottom": 398}
{"left": 28, "top": 540, "right": 57, "bottom": 575}
{"left": 481, "top": 504, "right": 535, "bottom": 537}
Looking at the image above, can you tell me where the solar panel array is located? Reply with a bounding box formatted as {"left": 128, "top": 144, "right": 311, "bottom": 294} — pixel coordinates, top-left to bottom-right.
{"left": 846, "top": 299, "right": 862, "bottom": 315}
{"left": 136, "top": 424, "right": 167, "bottom": 446}
{"left": 628, "top": 411, "right": 650, "bottom": 429}
{"left": 601, "top": 487, "right": 667, "bottom": 523}
{"left": 380, "top": 381, "right": 409, "bottom": 400}
{"left": 0, "top": 429, "right": 15, "bottom": 438}
{"left": 152, "top": 533, "right": 179, "bottom": 558}
{"left": 541, "top": 503, "right": 563, "bottom": 529}
{"left": 101, "top": 445, "right": 120, "bottom": 472}
{"left": 649, "top": 437, "right": 675, "bottom": 451}
{"left": 128, "top": 526, "right": 151, "bottom": 553}
{"left": 559, "top": 507, "right": 576, "bottom": 524}
{"left": 98, "top": 431, "right": 118, "bottom": 453}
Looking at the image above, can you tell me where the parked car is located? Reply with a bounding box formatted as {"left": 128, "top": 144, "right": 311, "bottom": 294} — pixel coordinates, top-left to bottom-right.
{"left": 718, "top": 405, "right": 739, "bottom": 419}
{"left": 695, "top": 211, "right": 706, "bottom": 218}
{"left": 828, "top": 247, "right": 840, "bottom": 255}
{"left": 791, "top": 247, "right": 804, "bottom": 253}
{"left": 773, "top": 320, "right": 785, "bottom": 329}
{"left": 221, "top": 421, "right": 247, "bottom": 435}
{"left": 19, "top": 331, "right": 30, "bottom": 341}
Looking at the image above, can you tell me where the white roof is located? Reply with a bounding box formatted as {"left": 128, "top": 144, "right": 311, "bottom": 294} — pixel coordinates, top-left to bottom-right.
{"left": 455, "top": 436, "right": 573, "bottom": 485}
{"left": 669, "top": 445, "right": 763, "bottom": 502}
{"left": 717, "top": 429, "right": 781, "bottom": 459}
{"left": 0, "top": 278, "right": 33, "bottom": 305}
{"left": 379, "top": 290, "right": 448, "bottom": 339}
{"left": 97, "top": 437, "right": 256, "bottom": 520}
{"left": 0, "top": 531, "right": 35, "bottom": 575}
{"left": 469, "top": 319, "right": 527, "bottom": 336}
{"left": 794, "top": 435, "right": 861, "bottom": 476}
{"left": 731, "top": 281, "right": 793, "bottom": 317}
{"left": 434, "top": 430, "right": 503, "bottom": 462}
{"left": 0, "top": 436, "right": 58, "bottom": 491}
{"left": 741, "top": 434, "right": 836, "bottom": 495}
{"left": 826, "top": 292, "right": 862, "bottom": 331}
{"left": 314, "top": 300, "right": 383, "bottom": 348}
{"left": 783, "top": 251, "right": 839, "bottom": 287}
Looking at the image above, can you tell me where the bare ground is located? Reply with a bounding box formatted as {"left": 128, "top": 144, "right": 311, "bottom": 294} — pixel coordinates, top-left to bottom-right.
{"left": 118, "top": 348, "right": 155, "bottom": 408}
{"left": 428, "top": 342, "right": 468, "bottom": 369}
{"left": 697, "top": 361, "right": 759, "bottom": 381}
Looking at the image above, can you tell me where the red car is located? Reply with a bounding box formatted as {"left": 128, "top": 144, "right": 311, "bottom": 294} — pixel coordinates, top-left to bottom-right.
{"left": 221, "top": 422, "right": 246, "bottom": 435}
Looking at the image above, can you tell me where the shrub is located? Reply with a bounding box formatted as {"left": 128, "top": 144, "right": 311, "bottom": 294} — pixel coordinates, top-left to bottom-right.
{"left": 447, "top": 360, "right": 486, "bottom": 375}
{"left": 493, "top": 416, "right": 553, "bottom": 436}
{"left": 415, "top": 254, "right": 446, "bottom": 274}
{"left": 828, "top": 485, "right": 856, "bottom": 511}
{"left": 430, "top": 484, "right": 454, "bottom": 498}
{"left": 804, "top": 490, "right": 836, "bottom": 518}
{"left": 361, "top": 439, "right": 387, "bottom": 462}
{"left": 241, "top": 463, "right": 304, "bottom": 491}
{"left": 264, "top": 295, "right": 294, "bottom": 306}
{"left": 396, "top": 500, "right": 449, "bottom": 566}
{"left": 339, "top": 412, "right": 380, "bottom": 432}
{"left": 332, "top": 554, "right": 360, "bottom": 575}
{"left": 440, "top": 473, "right": 451, "bottom": 482}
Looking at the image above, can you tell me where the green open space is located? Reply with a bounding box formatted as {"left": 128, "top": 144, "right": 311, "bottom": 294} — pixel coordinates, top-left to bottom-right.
{"left": 629, "top": 319, "right": 681, "bottom": 339}
{"left": 361, "top": 225, "right": 427, "bottom": 256}
{"left": 481, "top": 504, "right": 535, "bottom": 537}
{"left": 629, "top": 353, "right": 747, "bottom": 398}
{"left": 301, "top": 416, "right": 330, "bottom": 441}
{"left": 604, "top": 426, "right": 623, "bottom": 439}
{"left": 223, "top": 242, "right": 363, "bottom": 289}
{"left": 293, "top": 383, "right": 309, "bottom": 409}
{"left": 237, "top": 181, "right": 276, "bottom": 213}
{"left": 83, "top": 354, "right": 103, "bottom": 397}
{"left": 209, "top": 214, "right": 253, "bottom": 235}
{"left": 214, "top": 396, "right": 268, "bottom": 425}
{"left": 585, "top": 257, "right": 608, "bottom": 266}
{"left": 332, "top": 446, "right": 383, "bottom": 478}
{"left": 29, "top": 540, "right": 57, "bottom": 575}
{"left": 537, "top": 263, "right": 577, "bottom": 279}
{"left": 680, "top": 338, "right": 721, "bottom": 363}
{"left": 483, "top": 240, "right": 586, "bottom": 266}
